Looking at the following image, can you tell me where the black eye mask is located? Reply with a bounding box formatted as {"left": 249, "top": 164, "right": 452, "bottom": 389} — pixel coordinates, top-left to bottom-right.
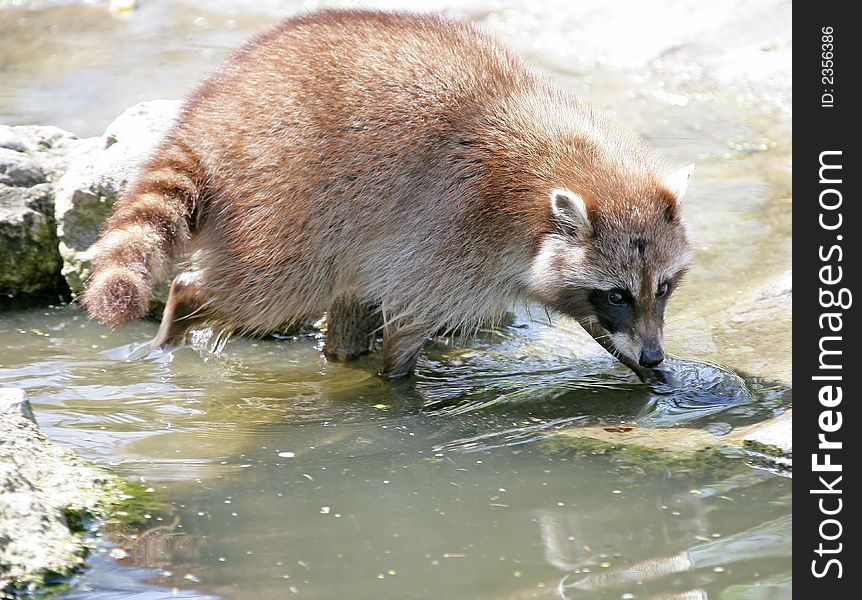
{"left": 588, "top": 288, "right": 634, "bottom": 334}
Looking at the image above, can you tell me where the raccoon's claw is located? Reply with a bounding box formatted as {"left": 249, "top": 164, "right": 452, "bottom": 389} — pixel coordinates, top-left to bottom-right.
{"left": 152, "top": 272, "right": 207, "bottom": 350}
{"left": 626, "top": 358, "right": 675, "bottom": 387}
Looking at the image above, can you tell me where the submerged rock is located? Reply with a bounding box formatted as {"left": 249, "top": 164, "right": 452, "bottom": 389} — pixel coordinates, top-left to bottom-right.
{"left": 0, "top": 388, "right": 122, "bottom": 595}
{"left": 734, "top": 409, "right": 792, "bottom": 464}
{"left": 554, "top": 409, "right": 792, "bottom": 472}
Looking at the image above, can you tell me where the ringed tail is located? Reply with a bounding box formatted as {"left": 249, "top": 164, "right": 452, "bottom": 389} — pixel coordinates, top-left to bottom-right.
{"left": 80, "top": 140, "right": 201, "bottom": 328}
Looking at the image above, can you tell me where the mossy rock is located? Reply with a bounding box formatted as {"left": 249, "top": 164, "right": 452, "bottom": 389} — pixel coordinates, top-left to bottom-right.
{"left": 0, "top": 389, "right": 171, "bottom": 597}
{"left": 540, "top": 431, "right": 750, "bottom": 481}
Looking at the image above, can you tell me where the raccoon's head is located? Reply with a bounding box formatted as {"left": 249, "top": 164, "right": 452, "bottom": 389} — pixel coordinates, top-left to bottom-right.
{"left": 528, "top": 164, "right": 694, "bottom": 371}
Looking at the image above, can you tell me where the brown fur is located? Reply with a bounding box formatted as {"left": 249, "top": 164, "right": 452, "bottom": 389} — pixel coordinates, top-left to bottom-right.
{"left": 81, "top": 10, "right": 692, "bottom": 379}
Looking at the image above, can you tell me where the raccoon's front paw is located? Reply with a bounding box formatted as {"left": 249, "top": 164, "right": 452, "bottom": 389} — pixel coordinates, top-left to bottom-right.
{"left": 639, "top": 366, "right": 675, "bottom": 387}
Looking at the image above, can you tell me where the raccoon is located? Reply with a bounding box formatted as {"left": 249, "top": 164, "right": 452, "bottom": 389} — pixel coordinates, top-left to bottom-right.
{"left": 81, "top": 9, "right": 693, "bottom": 380}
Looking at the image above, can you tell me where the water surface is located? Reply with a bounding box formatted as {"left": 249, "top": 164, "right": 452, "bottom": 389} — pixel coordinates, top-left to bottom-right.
{"left": 1, "top": 305, "right": 790, "bottom": 599}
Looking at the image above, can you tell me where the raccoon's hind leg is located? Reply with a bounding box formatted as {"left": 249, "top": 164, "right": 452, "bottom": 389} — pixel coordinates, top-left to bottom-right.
{"left": 379, "top": 323, "right": 433, "bottom": 380}
{"left": 152, "top": 272, "right": 208, "bottom": 349}
{"left": 323, "top": 297, "right": 381, "bottom": 361}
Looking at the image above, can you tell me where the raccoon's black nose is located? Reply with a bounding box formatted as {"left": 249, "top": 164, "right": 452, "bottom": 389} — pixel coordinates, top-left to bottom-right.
{"left": 639, "top": 347, "right": 665, "bottom": 368}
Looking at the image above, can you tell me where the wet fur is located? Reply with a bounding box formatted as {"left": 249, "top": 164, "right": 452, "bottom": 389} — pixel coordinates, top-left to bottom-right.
{"left": 81, "top": 10, "right": 691, "bottom": 379}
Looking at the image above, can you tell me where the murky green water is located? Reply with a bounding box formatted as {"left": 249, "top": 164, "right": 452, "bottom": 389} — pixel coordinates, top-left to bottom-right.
{"left": 1, "top": 1, "right": 791, "bottom": 598}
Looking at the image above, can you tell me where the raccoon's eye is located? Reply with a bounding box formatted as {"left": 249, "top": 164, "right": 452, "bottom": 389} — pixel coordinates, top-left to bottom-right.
{"left": 656, "top": 282, "right": 670, "bottom": 298}
{"left": 608, "top": 289, "right": 626, "bottom": 305}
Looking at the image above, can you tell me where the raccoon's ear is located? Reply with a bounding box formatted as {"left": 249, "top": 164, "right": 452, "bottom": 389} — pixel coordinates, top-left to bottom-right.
{"left": 664, "top": 163, "right": 694, "bottom": 202}
{"left": 551, "top": 188, "right": 593, "bottom": 238}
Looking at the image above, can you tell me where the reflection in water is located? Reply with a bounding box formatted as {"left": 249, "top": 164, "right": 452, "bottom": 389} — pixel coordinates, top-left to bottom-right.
{"left": 559, "top": 517, "right": 790, "bottom": 594}
{"left": 57, "top": 552, "right": 218, "bottom": 600}
{"left": 539, "top": 471, "right": 792, "bottom": 599}
{"left": 117, "top": 516, "right": 201, "bottom": 575}
{"left": 719, "top": 575, "right": 792, "bottom": 599}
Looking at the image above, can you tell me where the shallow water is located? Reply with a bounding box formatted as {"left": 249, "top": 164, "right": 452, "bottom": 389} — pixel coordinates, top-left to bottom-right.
{"left": 1, "top": 1, "right": 791, "bottom": 598}
{"left": 2, "top": 306, "right": 790, "bottom": 599}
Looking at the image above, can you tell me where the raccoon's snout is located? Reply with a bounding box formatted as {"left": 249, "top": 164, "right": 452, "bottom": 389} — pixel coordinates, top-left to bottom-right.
{"left": 638, "top": 345, "right": 665, "bottom": 368}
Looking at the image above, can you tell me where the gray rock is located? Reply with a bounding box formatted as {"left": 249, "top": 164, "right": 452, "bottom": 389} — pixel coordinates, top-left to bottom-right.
{"left": 0, "top": 149, "right": 46, "bottom": 187}
{"left": 0, "top": 388, "right": 34, "bottom": 423}
{"left": 0, "top": 124, "right": 90, "bottom": 296}
{"left": 0, "top": 388, "right": 121, "bottom": 593}
{"left": 0, "top": 124, "right": 86, "bottom": 182}
{"left": 0, "top": 183, "right": 63, "bottom": 295}
{"left": 2, "top": 101, "right": 180, "bottom": 298}
{"left": 54, "top": 99, "right": 181, "bottom": 295}
{"left": 0, "top": 128, "right": 29, "bottom": 153}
